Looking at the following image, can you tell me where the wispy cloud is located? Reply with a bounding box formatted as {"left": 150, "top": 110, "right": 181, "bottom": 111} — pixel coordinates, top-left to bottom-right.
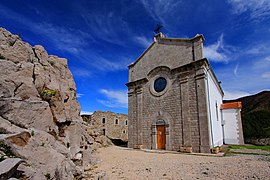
{"left": 33, "top": 23, "right": 92, "bottom": 54}
{"left": 138, "top": 0, "right": 182, "bottom": 28}
{"left": 227, "top": 0, "right": 270, "bottom": 22}
{"left": 253, "top": 56, "right": 270, "bottom": 69}
{"left": 204, "top": 34, "right": 231, "bottom": 62}
{"left": 223, "top": 90, "right": 251, "bottom": 100}
{"left": 98, "top": 89, "right": 127, "bottom": 108}
{"left": 80, "top": 12, "right": 130, "bottom": 46}
{"left": 71, "top": 67, "right": 92, "bottom": 78}
{"left": 76, "top": 93, "right": 84, "bottom": 98}
{"left": 0, "top": 4, "right": 92, "bottom": 54}
{"left": 246, "top": 44, "right": 270, "bottom": 55}
{"left": 91, "top": 56, "right": 131, "bottom": 72}
{"left": 233, "top": 63, "right": 239, "bottom": 76}
{"left": 262, "top": 72, "right": 270, "bottom": 79}
{"left": 133, "top": 35, "right": 153, "bottom": 48}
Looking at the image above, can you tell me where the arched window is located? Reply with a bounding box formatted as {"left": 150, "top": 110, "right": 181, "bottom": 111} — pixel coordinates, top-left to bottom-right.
{"left": 125, "top": 119, "right": 128, "bottom": 126}
{"left": 115, "top": 119, "right": 119, "bottom": 125}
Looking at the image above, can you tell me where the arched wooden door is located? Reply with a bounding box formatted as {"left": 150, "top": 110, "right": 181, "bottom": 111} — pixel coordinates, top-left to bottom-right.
{"left": 157, "top": 125, "right": 166, "bottom": 149}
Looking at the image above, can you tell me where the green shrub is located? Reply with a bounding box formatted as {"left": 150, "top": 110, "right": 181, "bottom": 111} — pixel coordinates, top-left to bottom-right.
{"left": 0, "top": 141, "right": 16, "bottom": 161}
{"left": 40, "top": 89, "right": 57, "bottom": 100}
{"left": 49, "top": 61, "right": 55, "bottom": 66}
{"left": 0, "top": 54, "right": 5, "bottom": 59}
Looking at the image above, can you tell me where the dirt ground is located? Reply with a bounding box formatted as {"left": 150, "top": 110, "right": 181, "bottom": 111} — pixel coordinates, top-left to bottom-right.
{"left": 86, "top": 146, "right": 270, "bottom": 180}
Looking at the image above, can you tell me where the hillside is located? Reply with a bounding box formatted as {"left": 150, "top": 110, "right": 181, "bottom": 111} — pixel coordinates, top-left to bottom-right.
{"left": 225, "top": 91, "right": 270, "bottom": 142}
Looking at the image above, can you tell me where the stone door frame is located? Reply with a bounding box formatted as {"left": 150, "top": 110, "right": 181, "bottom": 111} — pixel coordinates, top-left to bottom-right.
{"left": 151, "top": 119, "right": 170, "bottom": 150}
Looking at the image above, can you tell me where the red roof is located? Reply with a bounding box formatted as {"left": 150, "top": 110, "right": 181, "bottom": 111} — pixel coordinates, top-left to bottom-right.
{"left": 221, "top": 102, "right": 242, "bottom": 109}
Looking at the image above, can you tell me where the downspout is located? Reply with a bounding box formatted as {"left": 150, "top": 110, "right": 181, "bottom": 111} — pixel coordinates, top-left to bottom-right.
{"left": 206, "top": 68, "right": 214, "bottom": 147}
{"left": 221, "top": 109, "right": 225, "bottom": 144}
{"left": 192, "top": 41, "right": 195, "bottom": 61}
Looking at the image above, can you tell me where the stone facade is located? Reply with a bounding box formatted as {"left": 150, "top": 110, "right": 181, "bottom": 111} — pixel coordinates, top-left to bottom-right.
{"left": 127, "top": 33, "right": 224, "bottom": 153}
{"left": 82, "top": 111, "right": 128, "bottom": 141}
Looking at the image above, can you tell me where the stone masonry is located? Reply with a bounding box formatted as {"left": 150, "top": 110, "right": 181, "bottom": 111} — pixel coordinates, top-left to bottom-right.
{"left": 127, "top": 33, "right": 223, "bottom": 153}
{"left": 82, "top": 111, "right": 128, "bottom": 141}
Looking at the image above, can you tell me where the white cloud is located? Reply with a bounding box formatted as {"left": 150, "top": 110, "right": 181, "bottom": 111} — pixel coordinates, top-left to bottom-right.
{"left": 204, "top": 34, "right": 229, "bottom": 62}
{"left": 233, "top": 63, "right": 239, "bottom": 76}
{"left": 76, "top": 93, "right": 84, "bottom": 98}
{"left": 262, "top": 72, "right": 270, "bottom": 79}
{"left": 223, "top": 90, "right": 251, "bottom": 100}
{"left": 80, "top": 111, "right": 93, "bottom": 115}
{"left": 227, "top": 0, "right": 270, "bottom": 22}
{"left": 98, "top": 89, "right": 127, "bottom": 108}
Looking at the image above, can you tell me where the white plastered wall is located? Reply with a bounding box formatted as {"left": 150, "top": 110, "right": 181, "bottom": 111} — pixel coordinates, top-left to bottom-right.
{"left": 222, "top": 108, "right": 242, "bottom": 144}
{"left": 206, "top": 69, "right": 223, "bottom": 147}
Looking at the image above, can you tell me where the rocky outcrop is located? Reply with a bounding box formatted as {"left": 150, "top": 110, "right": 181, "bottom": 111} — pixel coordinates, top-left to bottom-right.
{"left": 0, "top": 158, "right": 24, "bottom": 180}
{"left": 0, "top": 28, "right": 98, "bottom": 179}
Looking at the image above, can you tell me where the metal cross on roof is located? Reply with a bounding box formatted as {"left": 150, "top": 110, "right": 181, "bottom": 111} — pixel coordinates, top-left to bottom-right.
{"left": 154, "top": 24, "right": 163, "bottom": 34}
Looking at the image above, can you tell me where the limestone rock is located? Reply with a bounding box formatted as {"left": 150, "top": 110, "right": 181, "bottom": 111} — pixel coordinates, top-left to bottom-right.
{"left": 0, "top": 99, "right": 56, "bottom": 132}
{"left": 0, "top": 27, "right": 97, "bottom": 179}
{"left": 0, "top": 158, "right": 24, "bottom": 180}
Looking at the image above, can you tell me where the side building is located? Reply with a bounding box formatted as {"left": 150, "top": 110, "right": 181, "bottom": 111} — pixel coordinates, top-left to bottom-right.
{"left": 82, "top": 111, "right": 128, "bottom": 142}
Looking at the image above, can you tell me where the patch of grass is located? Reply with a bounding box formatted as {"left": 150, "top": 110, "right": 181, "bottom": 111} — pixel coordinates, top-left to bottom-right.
{"left": 228, "top": 151, "right": 270, "bottom": 156}
{"left": 44, "top": 173, "right": 51, "bottom": 180}
{"left": 0, "top": 53, "right": 5, "bottom": 59}
{"left": 229, "top": 145, "right": 270, "bottom": 151}
{"left": 0, "top": 141, "right": 16, "bottom": 161}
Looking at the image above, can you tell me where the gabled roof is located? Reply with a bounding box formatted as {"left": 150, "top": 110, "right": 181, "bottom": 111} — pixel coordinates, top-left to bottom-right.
{"left": 128, "top": 33, "right": 204, "bottom": 68}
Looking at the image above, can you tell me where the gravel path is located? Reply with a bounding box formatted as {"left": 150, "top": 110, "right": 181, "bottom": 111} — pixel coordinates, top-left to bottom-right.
{"left": 87, "top": 146, "right": 270, "bottom": 180}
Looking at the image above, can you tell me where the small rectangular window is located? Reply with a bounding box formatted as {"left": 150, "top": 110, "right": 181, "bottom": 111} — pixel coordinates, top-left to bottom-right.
{"left": 115, "top": 119, "right": 119, "bottom": 125}
{"left": 102, "top": 129, "right": 106, "bottom": 135}
{"left": 102, "top": 117, "right": 105, "bottom": 124}
{"left": 125, "top": 120, "right": 128, "bottom": 126}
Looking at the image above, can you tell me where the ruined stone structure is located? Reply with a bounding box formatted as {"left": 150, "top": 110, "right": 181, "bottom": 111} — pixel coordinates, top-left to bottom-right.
{"left": 127, "top": 33, "right": 243, "bottom": 153}
{"left": 82, "top": 111, "right": 128, "bottom": 141}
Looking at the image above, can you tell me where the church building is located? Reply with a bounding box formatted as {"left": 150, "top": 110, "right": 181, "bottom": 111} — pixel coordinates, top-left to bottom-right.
{"left": 126, "top": 33, "right": 244, "bottom": 153}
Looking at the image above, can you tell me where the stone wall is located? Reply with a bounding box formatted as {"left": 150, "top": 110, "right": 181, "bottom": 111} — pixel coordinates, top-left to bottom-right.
{"left": 82, "top": 111, "right": 128, "bottom": 141}
{"left": 127, "top": 34, "right": 216, "bottom": 153}
{"left": 128, "top": 59, "right": 211, "bottom": 153}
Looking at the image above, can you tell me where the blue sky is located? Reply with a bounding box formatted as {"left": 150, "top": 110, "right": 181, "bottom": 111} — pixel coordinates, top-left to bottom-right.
{"left": 1, "top": 0, "right": 270, "bottom": 115}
